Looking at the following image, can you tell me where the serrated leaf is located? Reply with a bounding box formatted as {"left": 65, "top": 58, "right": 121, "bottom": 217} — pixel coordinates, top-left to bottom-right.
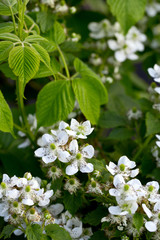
{"left": 0, "top": 33, "right": 20, "bottom": 42}
{"left": 74, "top": 58, "right": 108, "bottom": 105}
{"left": 0, "top": 62, "right": 17, "bottom": 80}
{"left": 145, "top": 112, "right": 160, "bottom": 136}
{"left": 133, "top": 212, "right": 144, "bottom": 232}
{"left": 26, "top": 224, "right": 43, "bottom": 240}
{"left": 0, "top": 41, "right": 13, "bottom": 62}
{"left": 107, "top": 0, "right": 147, "bottom": 34}
{"left": 99, "top": 110, "right": 126, "bottom": 128}
{"left": 72, "top": 78, "right": 100, "bottom": 124}
{"left": 8, "top": 46, "right": 40, "bottom": 85}
{"left": 0, "top": 225, "right": 15, "bottom": 239}
{"left": 107, "top": 128, "right": 133, "bottom": 140}
{"left": 83, "top": 206, "right": 108, "bottom": 226}
{"left": 0, "top": 22, "right": 14, "bottom": 33}
{"left": 25, "top": 35, "right": 48, "bottom": 43}
{"left": 45, "top": 224, "right": 72, "bottom": 240}
{"left": 51, "top": 21, "right": 66, "bottom": 45}
{"left": 32, "top": 44, "right": 50, "bottom": 67}
{"left": 0, "top": 90, "right": 14, "bottom": 136}
{"left": 63, "top": 191, "right": 83, "bottom": 215}
{"left": 0, "top": 0, "right": 18, "bottom": 16}
{"left": 37, "top": 11, "right": 55, "bottom": 33}
{"left": 36, "top": 80, "right": 75, "bottom": 127}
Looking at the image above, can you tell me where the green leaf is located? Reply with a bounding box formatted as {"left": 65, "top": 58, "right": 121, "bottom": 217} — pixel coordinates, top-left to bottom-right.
{"left": 26, "top": 224, "right": 43, "bottom": 240}
{"left": 37, "top": 11, "right": 55, "bottom": 33}
{"left": 24, "top": 15, "right": 40, "bottom": 35}
{"left": 107, "top": 128, "right": 133, "bottom": 140}
{"left": 72, "top": 78, "right": 100, "bottom": 124}
{"left": 51, "top": 21, "right": 66, "bottom": 45}
{"left": 8, "top": 46, "right": 40, "bottom": 85}
{"left": 133, "top": 212, "right": 144, "bottom": 232}
{"left": 107, "top": 0, "right": 147, "bottom": 34}
{"left": 90, "top": 231, "right": 107, "bottom": 240}
{"left": 0, "top": 33, "right": 20, "bottom": 42}
{"left": 0, "top": 0, "right": 18, "bottom": 16}
{"left": 0, "top": 225, "right": 15, "bottom": 239}
{"left": 25, "top": 35, "right": 48, "bottom": 43}
{"left": 63, "top": 191, "right": 83, "bottom": 215}
{"left": 0, "top": 63, "right": 17, "bottom": 80}
{"left": 0, "top": 90, "right": 14, "bottom": 135}
{"left": 145, "top": 112, "right": 160, "bottom": 136}
{"left": 36, "top": 80, "right": 75, "bottom": 127}
{"left": 45, "top": 224, "right": 72, "bottom": 240}
{"left": 32, "top": 44, "right": 50, "bottom": 67}
{"left": 0, "top": 41, "right": 13, "bottom": 62}
{"left": 0, "top": 22, "right": 14, "bottom": 33}
{"left": 74, "top": 58, "right": 108, "bottom": 105}
{"left": 99, "top": 110, "right": 126, "bottom": 128}
{"left": 83, "top": 206, "right": 108, "bottom": 226}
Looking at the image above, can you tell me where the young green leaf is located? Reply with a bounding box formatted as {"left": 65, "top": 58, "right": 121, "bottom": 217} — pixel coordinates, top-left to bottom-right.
{"left": 0, "top": 22, "right": 14, "bottom": 34}
{"left": 37, "top": 11, "right": 55, "bottom": 33}
{"left": 145, "top": 112, "right": 160, "bottom": 136}
{"left": 25, "top": 35, "right": 48, "bottom": 43}
{"left": 0, "top": 225, "right": 15, "bottom": 239}
{"left": 0, "top": 41, "right": 13, "bottom": 62}
{"left": 26, "top": 224, "right": 43, "bottom": 240}
{"left": 45, "top": 224, "right": 72, "bottom": 240}
{"left": 0, "top": 0, "right": 18, "bottom": 16}
{"left": 24, "top": 15, "right": 40, "bottom": 35}
{"left": 9, "top": 45, "right": 40, "bottom": 85}
{"left": 45, "top": 21, "right": 66, "bottom": 46}
{"left": 74, "top": 58, "right": 108, "bottom": 105}
{"left": 0, "top": 90, "right": 14, "bottom": 136}
{"left": 83, "top": 206, "right": 108, "bottom": 226}
{"left": 107, "top": 0, "right": 147, "bottom": 34}
{"left": 32, "top": 44, "right": 50, "bottom": 67}
{"left": 0, "top": 33, "right": 20, "bottom": 42}
{"left": 63, "top": 191, "right": 83, "bottom": 215}
{"left": 36, "top": 80, "right": 75, "bottom": 127}
{"left": 72, "top": 78, "right": 100, "bottom": 124}
{"left": 133, "top": 212, "right": 144, "bottom": 232}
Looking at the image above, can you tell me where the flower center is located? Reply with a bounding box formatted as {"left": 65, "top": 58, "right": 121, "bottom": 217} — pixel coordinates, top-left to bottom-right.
{"left": 148, "top": 185, "right": 154, "bottom": 192}
{"left": 91, "top": 181, "right": 97, "bottom": 188}
{"left": 30, "top": 208, "right": 35, "bottom": 215}
{"left": 119, "top": 164, "right": 125, "bottom": 171}
{"left": 1, "top": 182, "right": 6, "bottom": 189}
{"left": 124, "top": 184, "right": 130, "bottom": 191}
{"left": 69, "top": 179, "right": 75, "bottom": 185}
{"left": 51, "top": 166, "right": 57, "bottom": 173}
{"left": 50, "top": 143, "right": 56, "bottom": 150}
{"left": 76, "top": 153, "right": 82, "bottom": 160}
{"left": 25, "top": 185, "right": 31, "bottom": 192}
{"left": 13, "top": 201, "right": 18, "bottom": 208}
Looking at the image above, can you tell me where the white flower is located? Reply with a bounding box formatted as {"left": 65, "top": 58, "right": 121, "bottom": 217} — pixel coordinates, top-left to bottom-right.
{"left": 127, "top": 108, "right": 142, "bottom": 120}
{"left": 88, "top": 19, "right": 114, "bottom": 39}
{"left": 148, "top": 64, "right": 160, "bottom": 83}
{"left": 126, "top": 26, "right": 146, "bottom": 51}
{"left": 35, "top": 131, "right": 70, "bottom": 164}
{"left": 142, "top": 203, "right": 159, "bottom": 232}
{"left": 106, "top": 156, "right": 139, "bottom": 178}
{"left": 146, "top": 2, "right": 160, "bottom": 17}
{"left": 64, "top": 178, "right": 81, "bottom": 194}
{"left": 156, "top": 134, "right": 160, "bottom": 148}
{"left": 66, "top": 140, "right": 94, "bottom": 175}
{"left": 89, "top": 53, "right": 102, "bottom": 66}
{"left": 47, "top": 166, "right": 62, "bottom": 180}
{"left": 87, "top": 178, "right": 103, "bottom": 195}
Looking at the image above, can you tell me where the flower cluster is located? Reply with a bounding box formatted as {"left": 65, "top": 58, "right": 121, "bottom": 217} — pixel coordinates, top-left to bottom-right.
{"left": 40, "top": 0, "right": 76, "bottom": 14}
{"left": 104, "top": 156, "right": 160, "bottom": 236}
{"left": 0, "top": 172, "right": 56, "bottom": 235}
{"left": 35, "top": 119, "right": 95, "bottom": 176}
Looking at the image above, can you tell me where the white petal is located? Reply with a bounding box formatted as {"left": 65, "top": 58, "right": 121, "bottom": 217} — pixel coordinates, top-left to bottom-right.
{"left": 44, "top": 190, "right": 53, "bottom": 198}
{"left": 108, "top": 206, "right": 127, "bottom": 215}
{"left": 6, "top": 189, "right": 20, "bottom": 199}
{"left": 42, "top": 155, "right": 57, "bottom": 164}
{"left": 18, "top": 139, "right": 30, "bottom": 148}
{"left": 130, "top": 169, "right": 139, "bottom": 177}
{"left": 145, "top": 221, "right": 157, "bottom": 232}
{"left": 0, "top": 203, "right": 9, "bottom": 217}
{"left": 22, "top": 198, "right": 34, "bottom": 206}
{"left": 70, "top": 118, "right": 79, "bottom": 130}
{"left": 127, "top": 179, "right": 142, "bottom": 190}
{"left": 59, "top": 121, "right": 69, "bottom": 130}
{"left": 113, "top": 174, "right": 125, "bottom": 188}
{"left": 148, "top": 68, "right": 156, "bottom": 78}
{"left": 42, "top": 134, "right": 54, "bottom": 145}
{"left": 128, "top": 53, "right": 138, "bottom": 60}
{"left": 57, "top": 149, "right": 70, "bottom": 163}
{"left": 154, "top": 202, "right": 160, "bottom": 212}
{"left": 156, "top": 134, "right": 160, "bottom": 140}
{"left": 14, "top": 229, "right": 24, "bottom": 236}
{"left": 154, "top": 77, "right": 160, "bottom": 83}
{"left": 82, "top": 145, "right": 94, "bottom": 159}
{"left": 80, "top": 162, "right": 94, "bottom": 173}
{"left": 118, "top": 156, "right": 136, "bottom": 169}
{"left": 66, "top": 162, "right": 78, "bottom": 175}
{"left": 48, "top": 203, "right": 64, "bottom": 216}
{"left": 2, "top": 174, "right": 10, "bottom": 183}
{"left": 35, "top": 147, "right": 46, "bottom": 157}
{"left": 38, "top": 198, "right": 50, "bottom": 206}
{"left": 57, "top": 131, "right": 68, "bottom": 145}
{"left": 156, "top": 141, "right": 160, "bottom": 148}
{"left": 70, "top": 227, "right": 83, "bottom": 238}
{"left": 109, "top": 188, "right": 120, "bottom": 197}
{"left": 142, "top": 204, "right": 153, "bottom": 218}
{"left": 106, "top": 162, "right": 117, "bottom": 175}
{"left": 108, "top": 40, "right": 119, "bottom": 50}
{"left": 115, "top": 50, "right": 126, "bottom": 62}
{"left": 69, "top": 140, "right": 78, "bottom": 154}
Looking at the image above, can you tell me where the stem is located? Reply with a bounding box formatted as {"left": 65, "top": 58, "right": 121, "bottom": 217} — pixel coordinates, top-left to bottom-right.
{"left": 133, "top": 135, "right": 153, "bottom": 161}
{"left": 18, "top": 0, "right": 26, "bottom": 40}
{"left": 13, "top": 123, "right": 26, "bottom": 132}
{"left": 16, "top": 78, "right": 36, "bottom": 147}
{"left": 9, "top": 6, "right": 17, "bottom": 34}
{"left": 57, "top": 45, "right": 70, "bottom": 79}
{"left": 57, "top": 72, "right": 68, "bottom": 80}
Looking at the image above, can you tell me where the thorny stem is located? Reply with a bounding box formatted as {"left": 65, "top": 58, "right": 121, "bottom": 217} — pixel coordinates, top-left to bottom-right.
{"left": 57, "top": 45, "right": 70, "bottom": 79}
